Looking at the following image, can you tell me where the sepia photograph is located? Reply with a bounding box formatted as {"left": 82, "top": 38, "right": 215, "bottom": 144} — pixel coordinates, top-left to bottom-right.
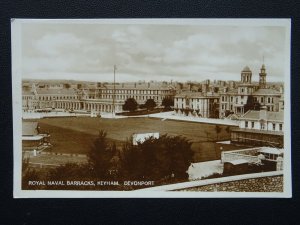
{"left": 12, "top": 19, "right": 291, "bottom": 198}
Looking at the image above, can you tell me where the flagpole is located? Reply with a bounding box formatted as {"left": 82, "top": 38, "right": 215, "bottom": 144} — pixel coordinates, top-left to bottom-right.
{"left": 113, "top": 65, "right": 116, "bottom": 117}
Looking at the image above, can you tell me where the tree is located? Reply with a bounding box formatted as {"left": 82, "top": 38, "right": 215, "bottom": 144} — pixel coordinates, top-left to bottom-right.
{"left": 210, "top": 102, "right": 219, "bottom": 118}
{"left": 162, "top": 97, "right": 174, "bottom": 109}
{"left": 120, "top": 135, "right": 194, "bottom": 181}
{"left": 88, "top": 130, "right": 117, "bottom": 178}
{"left": 244, "top": 95, "right": 261, "bottom": 113}
{"left": 144, "top": 99, "right": 156, "bottom": 110}
{"left": 123, "top": 98, "right": 138, "bottom": 112}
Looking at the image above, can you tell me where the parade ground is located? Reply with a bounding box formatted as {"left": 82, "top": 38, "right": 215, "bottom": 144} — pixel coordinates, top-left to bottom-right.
{"left": 26, "top": 116, "right": 242, "bottom": 162}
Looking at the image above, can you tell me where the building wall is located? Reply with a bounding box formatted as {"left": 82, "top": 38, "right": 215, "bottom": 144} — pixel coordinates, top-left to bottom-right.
{"left": 239, "top": 120, "right": 284, "bottom": 132}
{"left": 174, "top": 96, "right": 219, "bottom": 118}
{"left": 231, "top": 130, "right": 284, "bottom": 147}
{"left": 22, "top": 84, "right": 175, "bottom": 113}
{"left": 179, "top": 175, "right": 283, "bottom": 192}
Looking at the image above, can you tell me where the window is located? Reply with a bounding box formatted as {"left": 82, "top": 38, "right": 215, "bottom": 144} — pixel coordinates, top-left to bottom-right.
{"left": 251, "top": 122, "right": 254, "bottom": 128}
{"left": 241, "top": 88, "right": 244, "bottom": 93}
{"left": 261, "top": 97, "right": 264, "bottom": 103}
{"left": 279, "top": 124, "right": 283, "bottom": 131}
{"left": 268, "top": 98, "right": 271, "bottom": 103}
{"left": 273, "top": 123, "right": 276, "bottom": 131}
{"left": 245, "top": 121, "right": 248, "bottom": 128}
{"left": 260, "top": 123, "right": 265, "bottom": 130}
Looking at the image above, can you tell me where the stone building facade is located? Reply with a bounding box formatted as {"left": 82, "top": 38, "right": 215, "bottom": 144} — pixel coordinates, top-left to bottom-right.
{"left": 219, "top": 65, "right": 282, "bottom": 118}
{"left": 174, "top": 92, "right": 220, "bottom": 118}
{"left": 22, "top": 81, "right": 176, "bottom": 114}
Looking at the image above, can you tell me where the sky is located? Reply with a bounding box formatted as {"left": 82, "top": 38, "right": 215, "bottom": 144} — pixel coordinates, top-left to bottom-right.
{"left": 20, "top": 21, "right": 288, "bottom": 83}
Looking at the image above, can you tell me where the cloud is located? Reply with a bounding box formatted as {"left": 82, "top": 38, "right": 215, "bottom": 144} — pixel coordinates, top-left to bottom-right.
{"left": 21, "top": 23, "right": 287, "bottom": 82}
{"left": 34, "top": 33, "right": 84, "bottom": 56}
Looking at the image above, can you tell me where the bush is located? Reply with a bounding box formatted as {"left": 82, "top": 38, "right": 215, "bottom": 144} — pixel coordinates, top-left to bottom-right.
{"left": 120, "top": 135, "right": 194, "bottom": 181}
{"left": 123, "top": 98, "right": 138, "bottom": 112}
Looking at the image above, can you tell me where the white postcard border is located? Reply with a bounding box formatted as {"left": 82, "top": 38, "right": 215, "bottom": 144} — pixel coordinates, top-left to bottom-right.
{"left": 12, "top": 18, "right": 292, "bottom": 198}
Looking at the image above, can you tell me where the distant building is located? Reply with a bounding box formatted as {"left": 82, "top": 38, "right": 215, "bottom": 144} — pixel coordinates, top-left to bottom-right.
{"left": 219, "top": 65, "right": 282, "bottom": 118}
{"left": 230, "top": 107, "right": 284, "bottom": 147}
{"left": 81, "top": 82, "right": 176, "bottom": 113}
{"left": 174, "top": 91, "right": 219, "bottom": 118}
{"left": 22, "top": 81, "right": 176, "bottom": 114}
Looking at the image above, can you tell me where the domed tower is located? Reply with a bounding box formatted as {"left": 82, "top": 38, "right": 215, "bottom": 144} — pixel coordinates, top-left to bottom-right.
{"left": 241, "top": 66, "right": 252, "bottom": 84}
{"left": 238, "top": 66, "right": 255, "bottom": 95}
{"left": 259, "top": 64, "right": 267, "bottom": 88}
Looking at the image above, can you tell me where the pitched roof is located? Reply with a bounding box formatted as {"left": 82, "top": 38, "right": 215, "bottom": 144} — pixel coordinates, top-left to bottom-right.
{"left": 22, "top": 89, "right": 34, "bottom": 95}
{"left": 175, "top": 91, "right": 219, "bottom": 98}
{"left": 241, "top": 110, "right": 283, "bottom": 122}
{"left": 36, "top": 88, "right": 77, "bottom": 95}
{"left": 259, "top": 147, "right": 284, "bottom": 155}
{"left": 101, "top": 83, "right": 174, "bottom": 90}
{"left": 253, "top": 88, "right": 280, "bottom": 96}
{"left": 22, "top": 121, "right": 39, "bottom": 136}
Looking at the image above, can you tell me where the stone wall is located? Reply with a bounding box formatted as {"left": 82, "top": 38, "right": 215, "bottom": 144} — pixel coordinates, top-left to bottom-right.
{"left": 179, "top": 175, "right": 283, "bottom": 192}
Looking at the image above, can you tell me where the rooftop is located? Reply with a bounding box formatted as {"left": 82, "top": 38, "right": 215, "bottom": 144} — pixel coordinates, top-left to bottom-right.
{"left": 253, "top": 88, "right": 281, "bottom": 96}
{"left": 175, "top": 91, "right": 219, "bottom": 98}
{"left": 259, "top": 147, "right": 284, "bottom": 155}
{"left": 100, "top": 83, "right": 175, "bottom": 90}
{"left": 36, "top": 88, "right": 77, "bottom": 95}
{"left": 242, "top": 66, "right": 251, "bottom": 72}
{"left": 241, "top": 110, "right": 284, "bottom": 122}
{"left": 22, "top": 121, "right": 39, "bottom": 136}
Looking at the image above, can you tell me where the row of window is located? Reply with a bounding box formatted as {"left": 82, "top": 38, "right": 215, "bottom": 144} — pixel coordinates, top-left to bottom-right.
{"left": 88, "top": 95, "right": 162, "bottom": 101}
{"left": 245, "top": 121, "right": 283, "bottom": 131}
{"left": 221, "top": 95, "right": 275, "bottom": 104}
{"left": 102, "top": 89, "right": 170, "bottom": 95}
{"left": 36, "top": 95, "right": 77, "bottom": 101}
{"left": 175, "top": 98, "right": 218, "bottom": 103}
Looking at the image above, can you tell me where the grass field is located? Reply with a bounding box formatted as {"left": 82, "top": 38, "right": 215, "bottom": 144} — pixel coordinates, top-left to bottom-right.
{"left": 32, "top": 117, "right": 240, "bottom": 162}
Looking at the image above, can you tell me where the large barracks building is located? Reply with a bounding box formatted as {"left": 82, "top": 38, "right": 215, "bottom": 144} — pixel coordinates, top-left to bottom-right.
{"left": 22, "top": 81, "right": 176, "bottom": 113}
